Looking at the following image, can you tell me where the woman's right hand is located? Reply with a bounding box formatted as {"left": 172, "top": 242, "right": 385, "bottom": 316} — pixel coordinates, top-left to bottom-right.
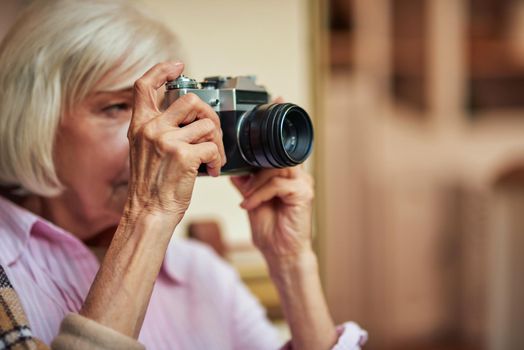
{"left": 126, "top": 61, "right": 226, "bottom": 225}
{"left": 81, "top": 63, "right": 224, "bottom": 337}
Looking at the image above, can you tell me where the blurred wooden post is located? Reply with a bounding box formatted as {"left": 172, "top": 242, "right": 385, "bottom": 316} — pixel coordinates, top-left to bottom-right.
{"left": 488, "top": 175, "right": 524, "bottom": 350}
{"left": 343, "top": 0, "right": 393, "bottom": 346}
{"left": 427, "top": 0, "right": 468, "bottom": 132}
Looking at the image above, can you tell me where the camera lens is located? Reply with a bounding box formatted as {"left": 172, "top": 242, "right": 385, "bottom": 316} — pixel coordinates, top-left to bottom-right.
{"left": 238, "top": 103, "right": 314, "bottom": 168}
{"left": 282, "top": 118, "right": 298, "bottom": 154}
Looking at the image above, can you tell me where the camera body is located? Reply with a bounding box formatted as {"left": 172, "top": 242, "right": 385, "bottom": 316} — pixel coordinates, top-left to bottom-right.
{"left": 164, "top": 75, "right": 313, "bottom": 175}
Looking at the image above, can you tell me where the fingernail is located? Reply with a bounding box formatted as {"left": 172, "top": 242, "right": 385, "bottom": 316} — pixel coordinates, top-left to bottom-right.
{"left": 174, "top": 61, "right": 184, "bottom": 66}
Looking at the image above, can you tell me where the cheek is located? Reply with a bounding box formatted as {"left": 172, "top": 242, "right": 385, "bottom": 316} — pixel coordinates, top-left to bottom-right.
{"left": 98, "top": 125, "right": 129, "bottom": 160}
{"left": 85, "top": 125, "right": 129, "bottom": 184}
{"left": 96, "top": 135, "right": 129, "bottom": 173}
{"left": 55, "top": 122, "right": 130, "bottom": 192}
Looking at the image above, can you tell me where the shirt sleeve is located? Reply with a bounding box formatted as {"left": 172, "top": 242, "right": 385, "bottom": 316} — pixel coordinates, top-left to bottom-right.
{"left": 228, "top": 266, "right": 283, "bottom": 350}
{"left": 332, "top": 322, "right": 368, "bottom": 350}
{"left": 190, "top": 242, "right": 368, "bottom": 350}
{"left": 225, "top": 261, "right": 368, "bottom": 350}
{"left": 279, "top": 322, "right": 368, "bottom": 350}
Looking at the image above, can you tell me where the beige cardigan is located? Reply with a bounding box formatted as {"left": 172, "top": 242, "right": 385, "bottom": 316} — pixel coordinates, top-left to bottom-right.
{"left": 52, "top": 314, "right": 144, "bottom": 350}
{"left": 0, "top": 264, "right": 144, "bottom": 350}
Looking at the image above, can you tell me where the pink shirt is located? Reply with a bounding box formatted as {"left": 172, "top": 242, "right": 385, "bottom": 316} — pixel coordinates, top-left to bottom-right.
{"left": 0, "top": 196, "right": 367, "bottom": 349}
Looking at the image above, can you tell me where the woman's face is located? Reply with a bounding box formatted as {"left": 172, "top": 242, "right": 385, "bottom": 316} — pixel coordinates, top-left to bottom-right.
{"left": 51, "top": 77, "right": 135, "bottom": 241}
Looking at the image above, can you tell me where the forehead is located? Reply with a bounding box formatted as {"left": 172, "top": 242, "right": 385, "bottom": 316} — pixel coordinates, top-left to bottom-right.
{"left": 94, "top": 63, "right": 150, "bottom": 93}
{"left": 95, "top": 74, "right": 136, "bottom": 93}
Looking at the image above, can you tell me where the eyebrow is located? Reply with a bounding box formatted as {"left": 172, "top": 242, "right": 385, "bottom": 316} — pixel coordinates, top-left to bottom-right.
{"left": 94, "top": 87, "right": 134, "bottom": 95}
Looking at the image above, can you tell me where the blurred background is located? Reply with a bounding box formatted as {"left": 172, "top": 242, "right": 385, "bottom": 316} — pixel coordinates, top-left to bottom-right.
{"left": 324, "top": 0, "right": 524, "bottom": 349}
{"left": 2, "top": 0, "right": 524, "bottom": 349}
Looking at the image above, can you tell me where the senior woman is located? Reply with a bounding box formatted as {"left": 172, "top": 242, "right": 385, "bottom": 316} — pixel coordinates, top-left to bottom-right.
{"left": 0, "top": 1, "right": 366, "bottom": 349}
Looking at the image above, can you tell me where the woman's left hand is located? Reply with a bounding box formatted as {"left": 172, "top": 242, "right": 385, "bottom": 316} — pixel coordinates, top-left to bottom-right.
{"left": 231, "top": 166, "right": 314, "bottom": 263}
{"left": 233, "top": 168, "right": 340, "bottom": 350}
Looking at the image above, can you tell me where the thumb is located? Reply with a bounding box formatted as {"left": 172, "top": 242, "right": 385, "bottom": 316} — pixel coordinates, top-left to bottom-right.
{"left": 132, "top": 61, "right": 185, "bottom": 123}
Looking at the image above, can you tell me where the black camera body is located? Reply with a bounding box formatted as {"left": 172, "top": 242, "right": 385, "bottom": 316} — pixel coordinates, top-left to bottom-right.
{"left": 164, "top": 75, "right": 313, "bottom": 175}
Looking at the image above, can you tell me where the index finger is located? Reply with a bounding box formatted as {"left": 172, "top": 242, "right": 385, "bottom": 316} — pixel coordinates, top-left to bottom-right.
{"left": 166, "top": 94, "right": 226, "bottom": 165}
{"left": 132, "top": 61, "right": 185, "bottom": 123}
{"left": 233, "top": 164, "right": 303, "bottom": 196}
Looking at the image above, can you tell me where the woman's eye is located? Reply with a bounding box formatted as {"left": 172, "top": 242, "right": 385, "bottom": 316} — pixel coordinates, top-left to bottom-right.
{"left": 102, "top": 103, "right": 131, "bottom": 119}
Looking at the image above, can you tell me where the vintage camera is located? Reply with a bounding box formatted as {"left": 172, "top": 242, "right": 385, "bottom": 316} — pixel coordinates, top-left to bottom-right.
{"left": 164, "top": 75, "right": 314, "bottom": 175}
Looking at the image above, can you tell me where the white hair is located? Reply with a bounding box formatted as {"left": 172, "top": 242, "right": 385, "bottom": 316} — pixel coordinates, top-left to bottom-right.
{"left": 0, "top": 0, "right": 178, "bottom": 196}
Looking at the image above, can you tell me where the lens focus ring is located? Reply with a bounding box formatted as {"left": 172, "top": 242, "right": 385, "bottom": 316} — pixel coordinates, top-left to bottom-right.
{"left": 238, "top": 103, "right": 313, "bottom": 168}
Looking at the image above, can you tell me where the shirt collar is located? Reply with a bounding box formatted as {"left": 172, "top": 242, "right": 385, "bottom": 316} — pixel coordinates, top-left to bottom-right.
{"left": 0, "top": 196, "right": 91, "bottom": 266}
{"left": 0, "top": 195, "right": 40, "bottom": 265}
{"left": 0, "top": 195, "right": 187, "bottom": 284}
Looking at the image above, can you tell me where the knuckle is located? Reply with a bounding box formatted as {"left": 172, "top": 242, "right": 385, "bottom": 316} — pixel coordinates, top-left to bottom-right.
{"left": 271, "top": 176, "right": 283, "bottom": 187}
{"left": 201, "top": 118, "right": 215, "bottom": 133}
{"left": 181, "top": 93, "right": 201, "bottom": 106}
{"left": 134, "top": 79, "right": 147, "bottom": 94}
{"left": 205, "top": 144, "right": 220, "bottom": 163}
{"left": 172, "top": 145, "right": 191, "bottom": 162}
{"left": 305, "top": 173, "right": 314, "bottom": 186}
{"left": 157, "top": 134, "right": 186, "bottom": 157}
{"left": 305, "top": 185, "right": 315, "bottom": 200}
{"left": 208, "top": 142, "right": 219, "bottom": 155}
{"left": 156, "top": 134, "right": 173, "bottom": 153}
{"left": 209, "top": 111, "right": 221, "bottom": 125}
{"left": 298, "top": 178, "right": 314, "bottom": 200}
{"left": 141, "top": 123, "right": 156, "bottom": 141}
{"left": 157, "top": 62, "right": 170, "bottom": 71}
{"left": 153, "top": 62, "right": 171, "bottom": 76}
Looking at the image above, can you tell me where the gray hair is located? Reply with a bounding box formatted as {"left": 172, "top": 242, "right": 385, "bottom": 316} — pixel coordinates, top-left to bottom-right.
{"left": 0, "top": 0, "right": 178, "bottom": 196}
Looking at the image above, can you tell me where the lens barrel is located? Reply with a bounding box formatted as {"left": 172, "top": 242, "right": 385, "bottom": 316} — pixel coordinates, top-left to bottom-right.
{"left": 238, "top": 103, "right": 313, "bottom": 168}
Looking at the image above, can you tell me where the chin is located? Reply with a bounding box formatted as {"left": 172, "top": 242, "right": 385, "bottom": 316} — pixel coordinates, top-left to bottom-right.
{"left": 85, "top": 224, "right": 118, "bottom": 247}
